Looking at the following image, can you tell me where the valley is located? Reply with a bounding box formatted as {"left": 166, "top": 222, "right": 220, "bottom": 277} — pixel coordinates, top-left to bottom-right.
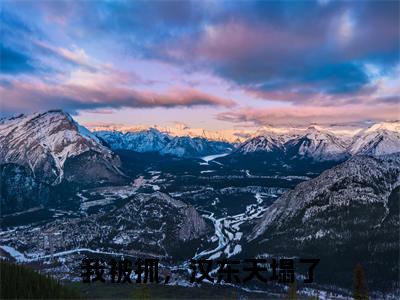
{"left": 1, "top": 111, "right": 399, "bottom": 299}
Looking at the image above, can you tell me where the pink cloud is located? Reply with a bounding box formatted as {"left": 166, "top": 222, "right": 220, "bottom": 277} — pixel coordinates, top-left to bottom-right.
{"left": 217, "top": 104, "right": 400, "bottom": 126}
{"left": 0, "top": 79, "right": 235, "bottom": 114}
{"left": 243, "top": 83, "right": 380, "bottom": 106}
{"left": 160, "top": 20, "right": 319, "bottom": 67}
{"left": 195, "top": 21, "right": 318, "bottom": 62}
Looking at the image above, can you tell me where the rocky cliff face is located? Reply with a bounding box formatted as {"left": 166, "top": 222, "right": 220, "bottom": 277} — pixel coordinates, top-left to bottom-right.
{"left": 247, "top": 154, "right": 400, "bottom": 291}
{"left": 0, "top": 110, "right": 125, "bottom": 186}
{"left": 0, "top": 110, "right": 127, "bottom": 214}
{"left": 179, "top": 205, "right": 208, "bottom": 241}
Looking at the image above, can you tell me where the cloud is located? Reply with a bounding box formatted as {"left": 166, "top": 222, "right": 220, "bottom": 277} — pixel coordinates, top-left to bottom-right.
{"left": 0, "top": 6, "right": 235, "bottom": 115}
{"left": 336, "top": 10, "right": 355, "bottom": 45}
{"left": 144, "top": 1, "right": 399, "bottom": 105}
{"left": 217, "top": 104, "right": 400, "bottom": 127}
{"left": 1, "top": 0, "right": 399, "bottom": 124}
{"left": 0, "top": 78, "right": 235, "bottom": 115}
{"left": 241, "top": 62, "right": 400, "bottom": 107}
{"left": 33, "top": 41, "right": 98, "bottom": 72}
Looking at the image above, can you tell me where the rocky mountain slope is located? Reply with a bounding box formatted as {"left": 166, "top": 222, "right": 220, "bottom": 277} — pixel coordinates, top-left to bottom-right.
{"left": 235, "top": 134, "right": 286, "bottom": 154}
{"left": 0, "top": 110, "right": 127, "bottom": 214}
{"left": 233, "top": 122, "right": 399, "bottom": 161}
{"left": 95, "top": 129, "right": 232, "bottom": 158}
{"left": 247, "top": 153, "right": 400, "bottom": 291}
{"left": 349, "top": 122, "right": 400, "bottom": 156}
{"left": 284, "top": 126, "right": 349, "bottom": 161}
{"left": 0, "top": 110, "right": 125, "bottom": 185}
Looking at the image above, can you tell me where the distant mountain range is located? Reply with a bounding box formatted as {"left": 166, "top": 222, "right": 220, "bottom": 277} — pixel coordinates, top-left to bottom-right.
{"left": 95, "top": 129, "right": 233, "bottom": 158}
{"left": 96, "top": 121, "right": 400, "bottom": 162}
{"left": 87, "top": 122, "right": 378, "bottom": 144}
{"left": 234, "top": 122, "right": 400, "bottom": 161}
{"left": 1, "top": 111, "right": 398, "bottom": 175}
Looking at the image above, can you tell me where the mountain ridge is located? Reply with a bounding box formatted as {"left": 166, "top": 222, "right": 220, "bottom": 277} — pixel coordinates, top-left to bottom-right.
{"left": 234, "top": 121, "right": 400, "bottom": 161}
{"left": 245, "top": 153, "right": 400, "bottom": 290}
{"left": 95, "top": 128, "right": 233, "bottom": 158}
{"left": 0, "top": 110, "right": 125, "bottom": 185}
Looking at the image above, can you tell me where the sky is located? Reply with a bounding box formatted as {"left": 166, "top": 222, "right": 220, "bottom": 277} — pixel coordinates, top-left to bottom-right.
{"left": 0, "top": 0, "right": 399, "bottom": 131}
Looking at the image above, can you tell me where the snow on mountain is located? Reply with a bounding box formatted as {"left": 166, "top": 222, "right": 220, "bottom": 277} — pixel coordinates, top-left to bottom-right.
{"left": 95, "top": 129, "right": 233, "bottom": 158}
{"left": 88, "top": 123, "right": 249, "bottom": 143}
{"left": 96, "top": 128, "right": 171, "bottom": 153}
{"left": 233, "top": 122, "right": 399, "bottom": 161}
{"left": 86, "top": 121, "right": 372, "bottom": 144}
{"left": 235, "top": 134, "right": 286, "bottom": 154}
{"left": 89, "top": 122, "right": 355, "bottom": 144}
{"left": 250, "top": 153, "right": 400, "bottom": 241}
{"left": 349, "top": 121, "right": 400, "bottom": 156}
{"left": 0, "top": 110, "right": 124, "bottom": 185}
{"left": 161, "top": 136, "right": 232, "bottom": 157}
{"left": 245, "top": 153, "right": 400, "bottom": 290}
{"left": 160, "top": 124, "right": 241, "bottom": 143}
{"left": 284, "top": 126, "right": 350, "bottom": 161}
{"left": 235, "top": 126, "right": 348, "bottom": 161}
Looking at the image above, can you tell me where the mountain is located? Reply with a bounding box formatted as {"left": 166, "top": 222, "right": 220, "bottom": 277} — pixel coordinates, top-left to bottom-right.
{"left": 349, "top": 121, "right": 400, "bottom": 156}
{"left": 247, "top": 154, "right": 400, "bottom": 291}
{"left": 88, "top": 122, "right": 363, "bottom": 144}
{"left": 95, "top": 129, "right": 171, "bottom": 153}
{"left": 88, "top": 123, "right": 249, "bottom": 143}
{"left": 233, "top": 126, "right": 348, "bottom": 161}
{"left": 161, "top": 135, "right": 232, "bottom": 157}
{"left": 284, "top": 126, "right": 349, "bottom": 161}
{"left": 95, "top": 129, "right": 233, "bottom": 158}
{"left": 235, "top": 134, "right": 286, "bottom": 154}
{"left": 218, "top": 126, "right": 350, "bottom": 177}
{"left": 0, "top": 110, "right": 125, "bottom": 186}
{"left": 0, "top": 110, "right": 127, "bottom": 214}
{"left": 227, "top": 122, "right": 400, "bottom": 163}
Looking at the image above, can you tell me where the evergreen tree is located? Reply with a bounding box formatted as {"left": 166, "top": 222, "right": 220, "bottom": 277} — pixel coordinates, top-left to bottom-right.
{"left": 0, "top": 261, "right": 80, "bottom": 299}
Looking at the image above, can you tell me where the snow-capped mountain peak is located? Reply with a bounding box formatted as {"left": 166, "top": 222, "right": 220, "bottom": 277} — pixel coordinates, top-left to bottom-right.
{"left": 236, "top": 134, "right": 285, "bottom": 154}
{"left": 234, "top": 121, "right": 399, "bottom": 161}
{"left": 364, "top": 121, "right": 400, "bottom": 133}
{"left": 234, "top": 125, "right": 351, "bottom": 160}
{"left": 349, "top": 121, "right": 400, "bottom": 156}
{"left": 0, "top": 110, "right": 123, "bottom": 185}
{"left": 95, "top": 128, "right": 232, "bottom": 158}
{"left": 283, "top": 126, "right": 349, "bottom": 161}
